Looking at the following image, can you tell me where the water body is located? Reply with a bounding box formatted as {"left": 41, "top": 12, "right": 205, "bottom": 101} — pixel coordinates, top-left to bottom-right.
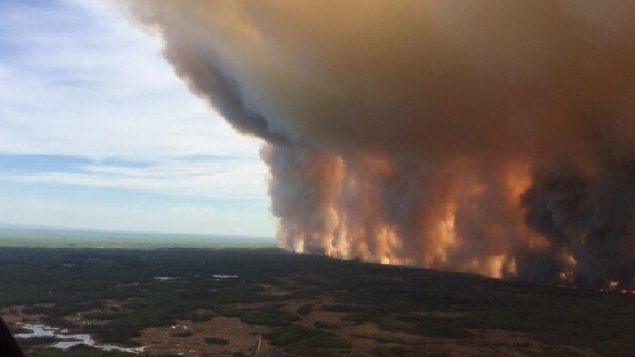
{"left": 16, "top": 323, "right": 146, "bottom": 354}
{"left": 154, "top": 275, "right": 239, "bottom": 281}
{"left": 212, "top": 274, "right": 239, "bottom": 280}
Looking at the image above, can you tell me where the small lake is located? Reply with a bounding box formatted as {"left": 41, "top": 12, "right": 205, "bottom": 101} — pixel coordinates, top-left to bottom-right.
{"left": 15, "top": 323, "right": 146, "bottom": 354}
{"left": 212, "top": 274, "right": 239, "bottom": 280}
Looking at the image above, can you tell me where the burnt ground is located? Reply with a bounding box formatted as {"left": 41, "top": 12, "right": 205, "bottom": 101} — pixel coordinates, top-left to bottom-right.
{"left": 0, "top": 248, "right": 634, "bottom": 356}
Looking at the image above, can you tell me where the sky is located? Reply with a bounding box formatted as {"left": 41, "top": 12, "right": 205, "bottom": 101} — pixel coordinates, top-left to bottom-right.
{"left": 0, "top": 0, "right": 275, "bottom": 237}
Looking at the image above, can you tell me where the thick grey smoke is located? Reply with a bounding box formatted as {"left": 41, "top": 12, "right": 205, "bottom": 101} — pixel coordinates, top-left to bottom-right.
{"left": 126, "top": 1, "right": 635, "bottom": 288}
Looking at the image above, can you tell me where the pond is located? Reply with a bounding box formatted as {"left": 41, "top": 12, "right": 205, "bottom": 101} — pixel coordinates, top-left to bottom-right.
{"left": 15, "top": 323, "right": 146, "bottom": 354}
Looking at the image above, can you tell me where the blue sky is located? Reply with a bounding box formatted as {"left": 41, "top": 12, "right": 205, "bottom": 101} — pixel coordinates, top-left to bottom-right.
{"left": 0, "top": 0, "right": 275, "bottom": 237}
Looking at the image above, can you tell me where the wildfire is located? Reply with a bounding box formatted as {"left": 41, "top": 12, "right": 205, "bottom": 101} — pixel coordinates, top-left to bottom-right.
{"left": 130, "top": 0, "right": 635, "bottom": 288}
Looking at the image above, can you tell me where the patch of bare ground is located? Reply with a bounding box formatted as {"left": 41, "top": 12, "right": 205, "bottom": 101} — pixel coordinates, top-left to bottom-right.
{"left": 260, "top": 277, "right": 299, "bottom": 297}
{"left": 350, "top": 321, "right": 600, "bottom": 356}
{"left": 280, "top": 294, "right": 598, "bottom": 356}
{"left": 136, "top": 316, "right": 281, "bottom": 356}
{"left": 344, "top": 321, "right": 600, "bottom": 356}
{"left": 457, "top": 329, "right": 600, "bottom": 357}
{"left": 289, "top": 296, "right": 399, "bottom": 354}
{"left": 278, "top": 298, "right": 318, "bottom": 315}
{"left": 289, "top": 296, "right": 345, "bottom": 324}
{"left": 260, "top": 284, "right": 288, "bottom": 297}
{"left": 1, "top": 304, "right": 51, "bottom": 325}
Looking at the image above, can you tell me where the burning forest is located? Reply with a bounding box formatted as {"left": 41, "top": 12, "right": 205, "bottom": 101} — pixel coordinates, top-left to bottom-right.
{"left": 124, "top": 1, "right": 635, "bottom": 290}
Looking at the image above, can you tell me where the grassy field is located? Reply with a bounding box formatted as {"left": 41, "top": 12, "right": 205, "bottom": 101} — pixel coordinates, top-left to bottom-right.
{"left": 0, "top": 234, "right": 634, "bottom": 355}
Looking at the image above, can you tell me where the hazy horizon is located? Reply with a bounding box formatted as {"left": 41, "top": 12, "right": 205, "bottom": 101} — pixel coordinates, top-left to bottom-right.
{"left": 0, "top": 222, "right": 275, "bottom": 241}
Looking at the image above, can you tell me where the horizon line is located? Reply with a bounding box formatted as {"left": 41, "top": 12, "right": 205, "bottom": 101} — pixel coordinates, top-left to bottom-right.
{"left": 0, "top": 222, "right": 276, "bottom": 241}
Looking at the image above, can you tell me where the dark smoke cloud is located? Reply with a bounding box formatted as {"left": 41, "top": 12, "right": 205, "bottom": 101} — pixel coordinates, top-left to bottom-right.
{"left": 124, "top": 1, "right": 635, "bottom": 288}
{"left": 522, "top": 157, "right": 635, "bottom": 288}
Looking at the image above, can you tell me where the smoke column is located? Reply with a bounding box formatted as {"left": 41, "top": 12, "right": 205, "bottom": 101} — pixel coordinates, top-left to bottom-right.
{"left": 125, "top": 1, "right": 635, "bottom": 288}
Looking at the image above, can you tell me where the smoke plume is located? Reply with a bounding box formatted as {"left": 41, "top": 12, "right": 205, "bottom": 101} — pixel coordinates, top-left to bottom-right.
{"left": 125, "top": 1, "right": 635, "bottom": 288}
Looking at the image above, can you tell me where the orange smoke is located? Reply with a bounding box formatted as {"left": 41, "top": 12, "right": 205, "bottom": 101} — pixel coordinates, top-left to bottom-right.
{"left": 263, "top": 148, "right": 539, "bottom": 278}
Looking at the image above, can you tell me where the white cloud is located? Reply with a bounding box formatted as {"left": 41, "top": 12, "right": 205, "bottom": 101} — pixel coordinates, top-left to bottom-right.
{"left": 0, "top": 0, "right": 274, "bottom": 236}
{"left": 6, "top": 157, "right": 269, "bottom": 200}
{"left": 0, "top": 0, "right": 261, "bottom": 160}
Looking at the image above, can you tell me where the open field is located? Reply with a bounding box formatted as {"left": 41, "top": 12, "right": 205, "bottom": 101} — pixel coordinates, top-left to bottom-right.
{"left": 1, "top": 247, "right": 634, "bottom": 356}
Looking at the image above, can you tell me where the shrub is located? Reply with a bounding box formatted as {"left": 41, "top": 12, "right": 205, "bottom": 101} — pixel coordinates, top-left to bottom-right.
{"left": 205, "top": 336, "right": 229, "bottom": 345}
